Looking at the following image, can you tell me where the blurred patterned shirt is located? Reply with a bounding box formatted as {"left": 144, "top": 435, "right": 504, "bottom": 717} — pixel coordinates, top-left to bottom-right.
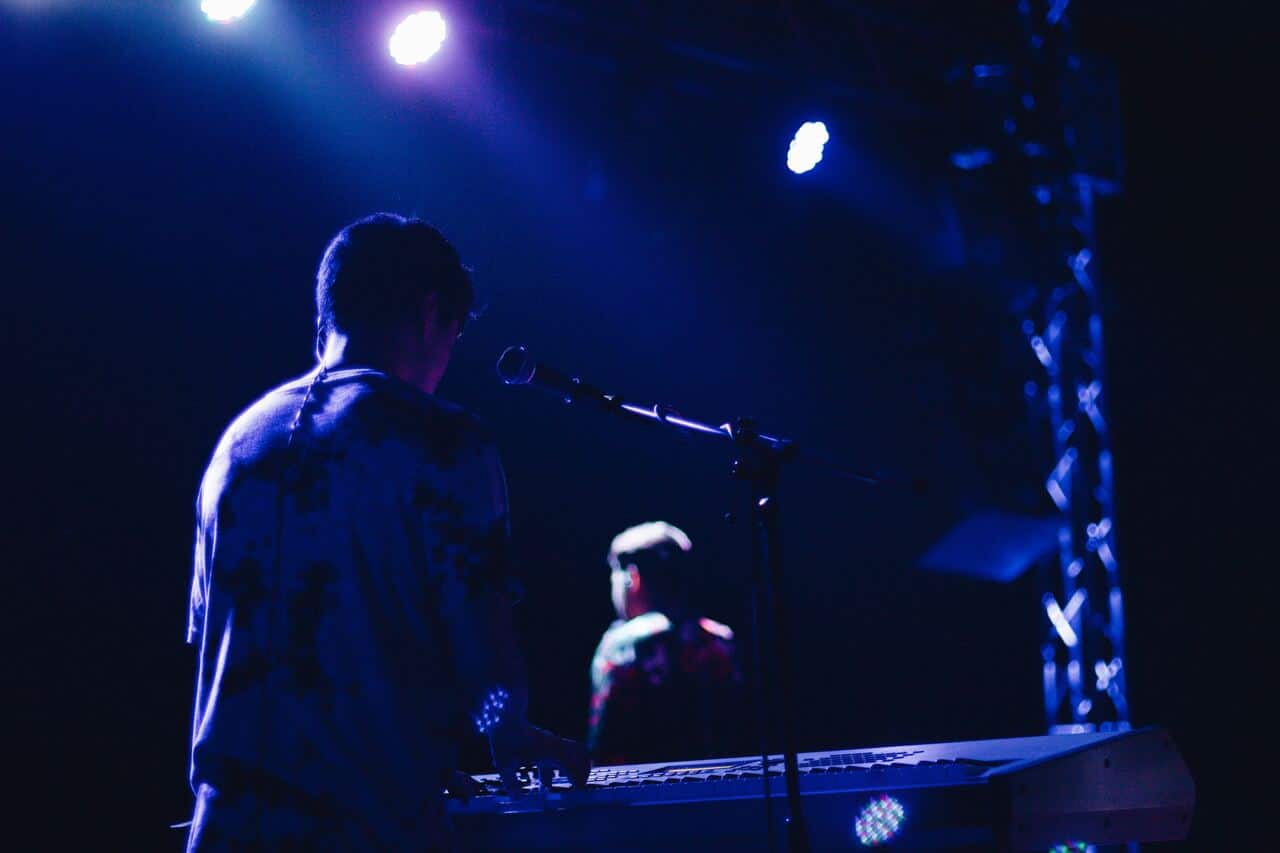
{"left": 587, "top": 612, "right": 743, "bottom": 766}
{"left": 185, "top": 367, "right": 520, "bottom": 851}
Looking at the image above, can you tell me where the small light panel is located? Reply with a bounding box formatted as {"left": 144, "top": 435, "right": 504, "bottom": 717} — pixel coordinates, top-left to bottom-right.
{"left": 472, "top": 686, "right": 510, "bottom": 735}
{"left": 854, "top": 795, "right": 906, "bottom": 846}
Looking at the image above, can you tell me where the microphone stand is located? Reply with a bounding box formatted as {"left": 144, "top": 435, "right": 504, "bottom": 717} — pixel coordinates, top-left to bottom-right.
{"left": 500, "top": 355, "right": 886, "bottom": 853}
{"left": 730, "top": 417, "right": 807, "bottom": 853}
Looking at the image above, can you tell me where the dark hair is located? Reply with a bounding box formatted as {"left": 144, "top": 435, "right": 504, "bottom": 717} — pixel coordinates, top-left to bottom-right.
{"left": 315, "top": 213, "right": 475, "bottom": 343}
{"left": 609, "top": 522, "right": 695, "bottom": 612}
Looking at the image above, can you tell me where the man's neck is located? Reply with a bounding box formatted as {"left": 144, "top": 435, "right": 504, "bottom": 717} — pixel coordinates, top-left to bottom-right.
{"left": 320, "top": 332, "right": 432, "bottom": 392}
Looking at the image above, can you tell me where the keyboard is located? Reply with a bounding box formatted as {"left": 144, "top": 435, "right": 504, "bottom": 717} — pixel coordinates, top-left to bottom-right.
{"left": 447, "top": 726, "right": 1194, "bottom": 850}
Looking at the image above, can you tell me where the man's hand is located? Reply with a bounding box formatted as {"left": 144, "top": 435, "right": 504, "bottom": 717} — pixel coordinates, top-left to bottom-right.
{"left": 489, "top": 722, "right": 590, "bottom": 795}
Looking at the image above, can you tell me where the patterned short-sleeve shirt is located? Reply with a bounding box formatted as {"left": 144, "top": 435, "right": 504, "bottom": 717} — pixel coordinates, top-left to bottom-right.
{"left": 185, "top": 367, "right": 519, "bottom": 851}
{"left": 587, "top": 613, "right": 742, "bottom": 766}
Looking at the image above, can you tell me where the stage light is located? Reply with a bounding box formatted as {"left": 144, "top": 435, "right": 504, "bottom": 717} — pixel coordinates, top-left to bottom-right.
{"left": 854, "top": 795, "right": 906, "bottom": 846}
{"left": 201, "top": 0, "right": 255, "bottom": 23}
{"left": 390, "top": 10, "right": 447, "bottom": 66}
{"left": 787, "top": 121, "right": 829, "bottom": 174}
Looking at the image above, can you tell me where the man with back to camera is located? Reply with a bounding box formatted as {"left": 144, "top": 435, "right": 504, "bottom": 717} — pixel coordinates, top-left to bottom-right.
{"left": 184, "top": 213, "right": 587, "bottom": 850}
{"left": 587, "top": 521, "right": 746, "bottom": 766}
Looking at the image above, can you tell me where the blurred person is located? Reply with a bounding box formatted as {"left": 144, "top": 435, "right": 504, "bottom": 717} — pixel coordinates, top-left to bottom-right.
{"left": 587, "top": 521, "right": 745, "bottom": 765}
{"left": 184, "top": 213, "right": 586, "bottom": 851}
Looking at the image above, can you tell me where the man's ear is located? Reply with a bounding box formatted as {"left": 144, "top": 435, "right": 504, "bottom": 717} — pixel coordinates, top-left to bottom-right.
{"left": 625, "top": 566, "right": 642, "bottom": 591}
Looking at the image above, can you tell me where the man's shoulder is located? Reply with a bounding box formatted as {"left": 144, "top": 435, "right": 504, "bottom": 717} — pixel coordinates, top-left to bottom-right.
{"left": 194, "top": 373, "right": 312, "bottom": 506}
{"left": 695, "top": 616, "right": 734, "bottom": 643}
{"left": 590, "top": 613, "right": 673, "bottom": 689}
{"left": 604, "top": 613, "right": 674, "bottom": 648}
{"left": 211, "top": 372, "right": 316, "bottom": 457}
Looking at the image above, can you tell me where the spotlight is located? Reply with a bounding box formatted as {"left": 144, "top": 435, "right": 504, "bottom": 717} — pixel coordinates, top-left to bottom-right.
{"left": 201, "top": 0, "right": 255, "bottom": 23}
{"left": 787, "top": 121, "right": 829, "bottom": 174}
{"left": 390, "top": 10, "right": 447, "bottom": 66}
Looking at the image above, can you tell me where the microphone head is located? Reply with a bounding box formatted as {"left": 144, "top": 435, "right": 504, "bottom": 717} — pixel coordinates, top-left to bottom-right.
{"left": 496, "top": 345, "right": 536, "bottom": 385}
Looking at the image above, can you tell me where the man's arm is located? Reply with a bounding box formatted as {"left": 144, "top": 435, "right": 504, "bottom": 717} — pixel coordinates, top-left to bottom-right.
{"left": 427, "top": 433, "right": 588, "bottom": 792}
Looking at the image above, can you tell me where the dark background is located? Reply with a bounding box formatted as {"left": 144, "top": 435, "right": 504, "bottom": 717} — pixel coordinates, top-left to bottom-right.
{"left": 4, "top": 1, "right": 1264, "bottom": 848}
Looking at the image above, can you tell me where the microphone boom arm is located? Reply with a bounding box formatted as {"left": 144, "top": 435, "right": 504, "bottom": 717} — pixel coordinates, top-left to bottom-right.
{"left": 497, "top": 345, "right": 881, "bottom": 485}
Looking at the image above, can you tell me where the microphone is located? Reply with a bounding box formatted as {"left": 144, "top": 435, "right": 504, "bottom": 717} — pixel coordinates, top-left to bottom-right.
{"left": 496, "top": 346, "right": 609, "bottom": 407}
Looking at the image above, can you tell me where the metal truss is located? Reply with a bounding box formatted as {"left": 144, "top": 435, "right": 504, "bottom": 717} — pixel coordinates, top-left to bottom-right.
{"left": 953, "top": 0, "right": 1131, "bottom": 734}
{"left": 1020, "top": 0, "right": 1130, "bottom": 735}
